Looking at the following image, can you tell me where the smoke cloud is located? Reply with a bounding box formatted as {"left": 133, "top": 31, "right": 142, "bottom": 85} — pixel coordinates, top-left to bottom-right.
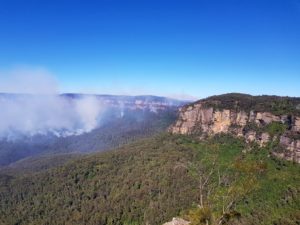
{"left": 0, "top": 68, "right": 103, "bottom": 140}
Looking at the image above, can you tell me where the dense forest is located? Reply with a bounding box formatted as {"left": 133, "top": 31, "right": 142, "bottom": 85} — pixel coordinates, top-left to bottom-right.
{"left": 0, "top": 134, "right": 299, "bottom": 225}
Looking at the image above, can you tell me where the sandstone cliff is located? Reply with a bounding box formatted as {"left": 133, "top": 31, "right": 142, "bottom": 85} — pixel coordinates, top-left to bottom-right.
{"left": 169, "top": 94, "right": 300, "bottom": 163}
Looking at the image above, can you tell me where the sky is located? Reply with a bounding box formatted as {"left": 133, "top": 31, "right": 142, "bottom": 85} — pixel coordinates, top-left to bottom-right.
{"left": 0, "top": 0, "right": 299, "bottom": 99}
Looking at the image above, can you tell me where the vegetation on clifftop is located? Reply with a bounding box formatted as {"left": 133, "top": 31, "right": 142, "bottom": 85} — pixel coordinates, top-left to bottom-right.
{"left": 198, "top": 93, "right": 300, "bottom": 116}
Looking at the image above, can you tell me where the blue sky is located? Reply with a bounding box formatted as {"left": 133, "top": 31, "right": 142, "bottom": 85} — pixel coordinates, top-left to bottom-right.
{"left": 0, "top": 0, "right": 299, "bottom": 99}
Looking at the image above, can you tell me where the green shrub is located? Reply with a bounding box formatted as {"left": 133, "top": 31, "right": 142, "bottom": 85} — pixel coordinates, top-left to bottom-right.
{"left": 265, "top": 122, "right": 287, "bottom": 137}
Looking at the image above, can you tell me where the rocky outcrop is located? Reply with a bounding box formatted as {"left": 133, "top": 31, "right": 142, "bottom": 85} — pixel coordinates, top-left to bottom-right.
{"left": 163, "top": 218, "right": 190, "bottom": 225}
{"left": 293, "top": 117, "right": 300, "bottom": 132}
{"left": 254, "top": 112, "right": 281, "bottom": 124}
{"left": 169, "top": 100, "right": 300, "bottom": 163}
{"left": 274, "top": 136, "right": 300, "bottom": 162}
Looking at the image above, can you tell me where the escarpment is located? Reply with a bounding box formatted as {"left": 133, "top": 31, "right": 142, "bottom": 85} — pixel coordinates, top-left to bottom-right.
{"left": 169, "top": 93, "right": 300, "bottom": 163}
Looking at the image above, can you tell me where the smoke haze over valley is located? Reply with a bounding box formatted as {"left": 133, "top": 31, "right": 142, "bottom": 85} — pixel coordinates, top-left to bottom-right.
{"left": 0, "top": 69, "right": 187, "bottom": 166}
{"left": 0, "top": 69, "right": 185, "bottom": 141}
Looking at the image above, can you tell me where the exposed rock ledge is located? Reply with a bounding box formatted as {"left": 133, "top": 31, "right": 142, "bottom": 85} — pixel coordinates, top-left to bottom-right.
{"left": 169, "top": 102, "right": 300, "bottom": 163}
{"left": 163, "top": 217, "right": 190, "bottom": 225}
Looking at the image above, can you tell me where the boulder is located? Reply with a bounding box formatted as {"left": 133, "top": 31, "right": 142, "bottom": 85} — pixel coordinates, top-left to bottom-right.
{"left": 163, "top": 217, "right": 190, "bottom": 225}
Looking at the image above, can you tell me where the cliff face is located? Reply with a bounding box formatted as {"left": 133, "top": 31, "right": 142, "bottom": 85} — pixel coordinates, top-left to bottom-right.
{"left": 169, "top": 94, "right": 300, "bottom": 163}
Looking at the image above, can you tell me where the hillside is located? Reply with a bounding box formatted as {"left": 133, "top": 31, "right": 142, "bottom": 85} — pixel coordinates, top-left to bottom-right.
{"left": 170, "top": 93, "right": 300, "bottom": 163}
{"left": 0, "top": 134, "right": 299, "bottom": 225}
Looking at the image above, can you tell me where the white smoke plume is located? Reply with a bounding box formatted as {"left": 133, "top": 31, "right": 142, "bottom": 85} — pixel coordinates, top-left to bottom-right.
{"left": 0, "top": 68, "right": 103, "bottom": 140}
